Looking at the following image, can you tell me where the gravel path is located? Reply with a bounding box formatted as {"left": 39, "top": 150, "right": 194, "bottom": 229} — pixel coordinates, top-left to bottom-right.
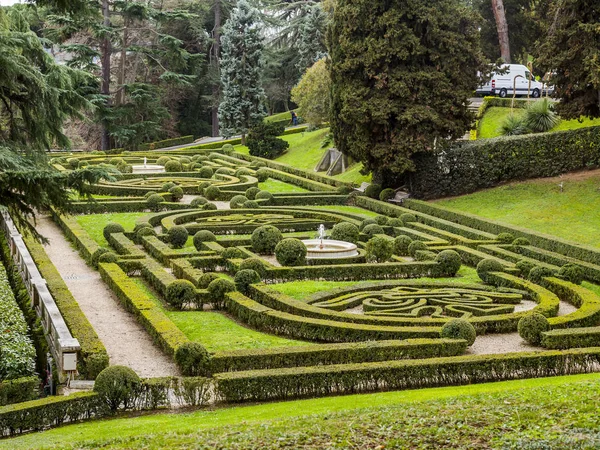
{"left": 469, "top": 332, "right": 539, "bottom": 355}
{"left": 36, "top": 216, "right": 179, "bottom": 378}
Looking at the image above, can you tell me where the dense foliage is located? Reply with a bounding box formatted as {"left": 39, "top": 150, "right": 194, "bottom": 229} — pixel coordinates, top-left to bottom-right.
{"left": 246, "top": 122, "right": 289, "bottom": 159}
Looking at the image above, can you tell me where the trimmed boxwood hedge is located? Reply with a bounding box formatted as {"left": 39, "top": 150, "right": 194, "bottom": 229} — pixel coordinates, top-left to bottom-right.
{"left": 542, "top": 326, "right": 600, "bottom": 349}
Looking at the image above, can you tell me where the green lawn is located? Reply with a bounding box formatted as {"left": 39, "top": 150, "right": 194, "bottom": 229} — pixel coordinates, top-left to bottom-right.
{"left": 435, "top": 171, "right": 600, "bottom": 247}
{"left": 75, "top": 212, "right": 148, "bottom": 246}
{"left": 258, "top": 179, "right": 309, "bottom": 193}
{"left": 3, "top": 373, "right": 599, "bottom": 449}
{"left": 264, "top": 110, "right": 297, "bottom": 123}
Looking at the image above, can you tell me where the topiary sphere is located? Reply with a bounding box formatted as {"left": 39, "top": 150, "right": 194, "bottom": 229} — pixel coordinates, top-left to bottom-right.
{"left": 512, "top": 237, "right": 531, "bottom": 246}
{"left": 255, "top": 190, "right": 273, "bottom": 204}
{"left": 518, "top": 313, "right": 549, "bottom": 345}
{"left": 235, "top": 168, "right": 253, "bottom": 178}
{"left": 393, "top": 235, "right": 413, "bottom": 256}
{"left": 414, "top": 250, "right": 437, "bottom": 261}
{"left": 169, "top": 186, "right": 184, "bottom": 202}
{"left": 168, "top": 225, "right": 189, "bottom": 249}
{"left": 365, "top": 236, "right": 393, "bottom": 263}
{"left": 221, "top": 247, "right": 244, "bottom": 259}
{"left": 156, "top": 156, "right": 171, "bottom": 166}
{"left": 330, "top": 222, "right": 360, "bottom": 244}
{"left": 215, "top": 167, "right": 235, "bottom": 175}
{"left": 109, "top": 157, "right": 124, "bottom": 166}
{"left": 516, "top": 260, "right": 535, "bottom": 278}
{"left": 251, "top": 160, "right": 266, "bottom": 169}
{"left": 205, "top": 185, "right": 221, "bottom": 200}
{"left": 243, "top": 200, "right": 260, "bottom": 208}
{"left": 528, "top": 266, "right": 555, "bottom": 284}
{"left": 199, "top": 167, "right": 214, "bottom": 178}
{"left": 388, "top": 218, "right": 404, "bottom": 227}
{"left": 103, "top": 222, "right": 125, "bottom": 241}
{"left": 193, "top": 230, "right": 216, "bottom": 250}
{"left": 91, "top": 247, "right": 110, "bottom": 268}
{"left": 255, "top": 168, "right": 270, "bottom": 182}
{"left": 198, "top": 181, "right": 211, "bottom": 194}
{"left": 496, "top": 232, "right": 515, "bottom": 244}
{"left": 180, "top": 157, "right": 191, "bottom": 165}
{"left": 98, "top": 252, "right": 119, "bottom": 264}
{"left": 166, "top": 279, "right": 196, "bottom": 309}
{"left": 207, "top": 278, "right": 236, "bottom": 309}
{"left": 230, "top": 195, "right": 249, "bottom": 209}
{"left": 164, "top": 160, "right": 183, "bottom": 172}
{"left": 379, "top": 188, "right": 396, "bottom": 202}
{"left": 476, "top": 258, "right": 505, "bottom": 283}
{"left": 251, "top": 225, "right": 283, "bottom": 254}
{"left": 245, "top": 187, "right": 261, "bottom": 200}
{"left": 144, "top": 190, "right": 158, "bottom": 199}
{"left": 146, "top": 194, "right": 165, "bottom": 211}
{"left": 116, "top": 163, "right": 132, "bottom": 174}
{"left": 436, "top": 250, "right": 462, "bottom": 276}
{"left": 362, "top": 223, "right": 385, "bottom": 237}
{"left": 239, "top": 258, "right": 267, "bottom": 277}
{"left": 559, "top": 264, "right": 584, "bottom": 285}
{"left": 160, "top": 181, "right": 177, "bottom": 193}
{"left": 359, "top": 218, "right": 378, "bottom": 231}
{"left": 94, "top": 365, "right": 141, "bottom": 411}
{"left": 133, "top": 222, "right": 152, "bottom": 233}
{"left": 203, "top": 202, "right": 217, "bottom": 211}
{"left": 221, "top": 143, "right": 234, "bottom": 152}
{"left": 175, "top": 342, "right": 210, "bottom": 376}
{"left": 440, "top": 319, "right": 477, "bottom": 346}
{"left": 364, "top": 183, "right": 382, "bottom": 199}
{"left": 408, "top": 240, "right": 428, "bottom": 257}
{"left": 198, "top": 272, "right": 220, "bottom": 289}
{"left": 374, "top": 215, "right": 389, "bottom": 226}
{"left": 136, "top": 226, "right": 156, "bottom": 240}
{"left": 275, "top": 238, "right": 307, "bottom": 266}
{"left": 400, "top": 213, "right": 417, "bottom": 223}
{"left": 337, "top": 185, "right": 354, "bottom": 194}
{"left": 190, "top": 196, "right": 209, "bottom": 208}
{"left": 234, "top": 269, "right": 261, "bottom": 294}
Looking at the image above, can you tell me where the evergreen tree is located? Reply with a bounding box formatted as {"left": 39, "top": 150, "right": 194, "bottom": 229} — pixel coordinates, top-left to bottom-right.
{"left": 291, "top": 58, "right": 330, "bottom": 126}
{"left": 296, "top": 4, "right": 327, "bottom": 73}
{"left": 218, "top": 0, "right": 266, "bottom": 143}
{"left": 537, "top": 0, "right": 600, "bottom": 119}
{"left": 329, "top": 0, "right": 487, "bottom": 183}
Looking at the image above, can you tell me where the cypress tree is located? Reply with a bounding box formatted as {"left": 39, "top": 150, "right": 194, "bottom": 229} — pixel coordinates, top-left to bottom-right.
{"left": 296, "top": 4, "right": 328, "bottom": 73}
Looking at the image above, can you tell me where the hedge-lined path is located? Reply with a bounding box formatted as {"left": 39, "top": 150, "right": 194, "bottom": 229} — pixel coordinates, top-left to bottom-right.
{"left": 36, "top": 215, "right": 179, "bottom": 378}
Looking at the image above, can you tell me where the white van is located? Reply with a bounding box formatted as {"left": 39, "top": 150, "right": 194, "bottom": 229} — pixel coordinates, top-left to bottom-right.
{"left": 476, "top": 64, "right": 546, "bottom": 98}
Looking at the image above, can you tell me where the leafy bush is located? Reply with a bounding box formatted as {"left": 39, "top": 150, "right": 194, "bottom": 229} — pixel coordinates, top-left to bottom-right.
{"left": 366, "top": 236, "right": 393, "bottom": 263}
{"left": 156, "top": 156, "right": 171, "bottom": 166}
{"left": 365, "top": 184, "right": 382, "bottom": 199}
{"left": 518, "top": 313, "right": 549, "bottom": 345}
{"left": 247, "top": 122, "right": 290, "bottom": 159}
{"left": 91, "top": 247, "right": 110, "bottom": 268}
{"left": 136, "top": 226, "right": 156, "bottom": 240}
{"left": 235, "top": 168, "right": 253, "bottom": 177}
{"left": 168, "top": 226, "right": 189, "bottom": 249}
{"left": 190, "top": 196, "right": 208, "bottom": 208}
{"left": 116, "top": 163, "right": 132, "bottom": 174}
{"left": 203, "top": 202, "right": 217, "bottom": 211}
{"left": 275, "top": 238, "right": 307, "bottom": 266}
{"left": 500, "top": 114, "right": 528, "bottom": 136}
{"left": 436, "top": 250, "right": 462, "bottom": 276}
{"left": 198, "top": 181, "right": 211, "bottom": 193}
{"left": 179, "top": 157, "right": 191, "bottom": 165}
{"left": 512, "top": 237, "right": 531, "bottom": 246}
{"left": 103, "top": 222, "right": 124, "bottom": 241}
{"left": 255, "top": 190, "right": 273, "bottom": 203}
{"left": 251, "top": 225, "right": 283, "bottom": 254}
{"left": 374, "top": 215, "right": 388, "bottom": 226}
{"left": 414, "top": 250, "right": 436, "bottom": 261}
{"left": 164, "top": 160, "right": 183, "bottom": 172}
{"left": 221, "top": 247, "right": 244, "bottom": 259}
{"left": 393, "top": 235, "right": 413, "bottom": 256}
{"left": 245, "top": 187, "right": 261, "bottom": 200}
{"left": 193, "top": 230, "right": 216, "bottom": 250}
{"left": 169, "top": 186, "right": 184, "bottom": 202}
{"left": 362, "top": 223, "right": 384, "bottom": 237}
{"left": 400, "top": 213, "right": 417, "bottom": 223}
{"left": 515, "top": 260, "right": 535, "bottom": 278}
{"left": 144, "top": 191, "right": 158, "bottom": 199}
{"left": 524, "top": 98, "right": 560, "bottom": 133}
{"left": 290, "top": 58, "right": 331, "bottom": 126}
{"left": 528, "top": 266, "right": 555, "bottom": 283}
{"left": 256, "top": 168, "right": 270, "bottom": 182}
{"left": 198, "top": 272, "right": 220, "bottom": 289}
{"left": 440, "top": 319, "right": 476, "bottom": 346}
{"left": 160, "top": 182, "right": 177, "bottom": 193}
{"left": 559, "top": 264, "right": 584, "bottom": 285}
{"left": 166, "top": 280, "right": 196, "bottom": 309}
{"left": 94, "top": 366, "right": 141, "bottom": 411}
{"left": 199, "top": 167, "right": 214, "bottom": 178}
{"left": 207, "top": 278, "right": 236, "bottom": 309}
{"left": 98, "top": 252, "right": 119, "bottom": 264}
{"left": 230, "top": 195, "right": 249, "bottom": 209}
{"left": 330, "top": 222, "right": 359, "bottom": 244}
{"left": 174, "top": 343, "right": 210, "bottom": 376}
{"left": 234, "top": 269, "right": 261, "bottom": 294}
{"left": 408, "top": 240, "right": 427, "bottom": 257}
{"left": 205, "top": 185, "right": 221, "bottom": 200}
{"left": 476, "top": 259, "right": 504, "bottom": 283}
{"left": 146, "top": 194, "right": 165, "bottom": 211}
{"left": 243, "top": 200, "right": 260, "bottom": 208}
{"left": 496, "top": 232, "right": 515, "bottom": 244}
{"left": 239, "top": 258, "right": 267, "bottom": 277}
{"left": 379, "top": 188, "right": 395, "bottom": 202}
{"left": 387, "top": 218, "right": 403, "bottom": 227}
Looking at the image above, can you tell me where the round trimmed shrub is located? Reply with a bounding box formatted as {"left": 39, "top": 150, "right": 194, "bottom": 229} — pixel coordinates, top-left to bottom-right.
{"left": 109, "top": 157, "right": 124, "bottom": 166}
{"left": 251, "top": 161, "right": 266, "bottom": 169}
{"left": 136, "top": 226, "right": 156, "bottom": 240}
{"left": 234, "top": 269, "right": 261, "bottom": 294}
{"left": 156, "top": 156, "right": 171, "bottom": 165}
{"left": 440, "top": 319, "right": 477, "bottom": 346}
{"left": 366, "top": 236, "right": 393, "bottom": 263}
{"left": 160, "top": 182, "right": 177, "bottom": 193}
{"left": 518, "top": 313, "right": 549, "bottom": 345}
{"left": 188, "top": 162, "right": 200, "bottom": 171}
{"left": 362, "top": 223, "right": 384, "bottom": 237}
{"left": 245, "top": 187, "right": 261, "bottom": 200}
{"left": 199, "top": 167, "right": 214, "bottom": 178}
{"left": 98, "top": 252, "right": 119, "bottom": 264}
{"left": 436, "top": 250, "right": 462, "bottom": 276}
{"left": 364, "top": 183, "right": 382, "bottom": 199}
{"left": 512, "top": 237, "right": 531, "bottom": 246}
{"left": 68, "top": 158, "right": 80, "bottom": 169}
{"left": 203, "top": 202, "right": 217, "bottom": 211}
{"left": 79, "top": 161, "right": 89, "bottom": 168}
{"left": 275, "top": 238, "right": 307, "bottom": 266}
{"left": 94, "top": 365, "right": 141, "bottom": 411}
{"left": 496, "top": 232, "right": 515, "bottom": 244}
{"left": 215, "top": 167, "right": 235, "bottom": 175}
{"left": 374, "top": 215, "right": 388, "bottom": 226}
{"left": 166, "top": 280, "right": 196, "bottom": 309}
{"left": 91, "top": 247, "right": 110, "bottom": 268}
{"left": 221, "top": 247, "right": 243, "bottom": 259}
{"left": 133, "top": 222, "right": 152, "bottom": 233}
{"left": 400, "top": 213, "right": 417, "bottom": 223}
{"left": 174, "top": 342, "right": 210, "bottom": 376}
{"left": 235, "top": 168, "right": 253, "bottom": 177}
{"left": 168, "top": 225, "right": 189, "bottom": 248}
{"left": 193, "top": 230, "right": 216, "bottom": 250}
{"left": 230, "top": 195, "right": 249, "bottom": 209}
{"left": 388, "top": 218, "right": 403, "bottom": 227}
{"left": 103, "top": 222, "right": 124, "bottom": 241}
{"left": 559, "top": 264, "right": 584, "bottom": 285}
{"left": 330, "top": 222, "right": 359, "bottom": 244}
{"left": 205, "top": 185, "right": 221, "bottom": 200}
{"left": 180, "top": 157, "right": 191, "bottom": 165}
{"left": 251, "top": 225, "right": 282, "bottom": 254}
{"left": 164, "top": 160, "right": 183, "bottom": 172}
{"left": 198, "top": 181, "right": 211, "bottom": 193}
{"left": 393, "top": 235, "right": 413, "bottom": 256}
{"left": 207, "top": 278, "right": 235, "bottom": 309}
{"left": 146, "top": 194, "right": 165, "bottom": 211}
{"left": 243, "top": 200, "right": 260, "bottom": 208}
{"left": 516, "top": 260, "right": 535, "bottom": 278}
{"left": 476, "top": 259, "right": 505, "bottom": 283}
{"left": 255, "top": 190, "right": 273, "bottom": 204}
{"left": 255, "top": 168, "right": 269, "bottom": 182}
{"left": 169, "top": 186, "right": 184, "bottom": 202}
{"left": 221, "top": 143, "right": 234, "bottom": 152}
{"left": 379, "top": 188, "right": 395, "bottom": 202}
{"left": 190, "top": 196, "right": 208, "bottom": 208}
{"left": 239, "top": 258, "right": 267, "bottom": 277}
{"left": 408, "top": 240, "right": 428, "bottom": 257}
{"left": 359, "top": 218, "right": 377, "bottom": 231}
{"left": 414, "top": 250, "right": 436, "bottom": 261}
{"left": 144, "top": 191, "right": 158, "bottom": 199}
{"left": 528, "top": 266, "right": 555, "bottom": 283}
{"left": 116, "top": 163, "right": 132, "bottom": 174}
{"left": 198, "top": 272, "right": 220, "bottom": 289}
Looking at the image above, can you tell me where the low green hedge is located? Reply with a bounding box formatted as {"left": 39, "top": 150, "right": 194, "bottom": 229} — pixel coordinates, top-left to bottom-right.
{"left": 542, "top": 327, "right": 600, "bottom": 349}
{"left": 215, "top": 347, "right": 600, "bottom": 402}
{"left": 542, "top": 277, "right": 600, "bottom": 329}
{"left": 137, "top": 135, "right": 194, "bottom": 151}
{"left": 0, "top": 377, "right": 38, "bottom": 407}
{"left": 52, "top": 212, "right": 99, "bottom": 265}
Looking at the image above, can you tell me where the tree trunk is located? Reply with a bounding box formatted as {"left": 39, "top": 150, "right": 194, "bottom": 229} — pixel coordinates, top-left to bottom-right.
{"left": 100, "top": 0, "right": 112, "bottom": 150}
{"left": 211, "top": 0, "right": 221, "bottom": 137}
{"left": 116, "top": 12, "right": 128, "bottom": 106}
{"left": 491, "top": 0, "right": 511, "bottom": 63}
{"left": 241, "top": 133, "right": 246, "bottom": 146}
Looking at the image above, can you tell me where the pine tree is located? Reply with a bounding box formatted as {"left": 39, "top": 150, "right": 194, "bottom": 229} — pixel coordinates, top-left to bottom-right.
{"left": 296, "top": 4, "right": 327, "bottom": 73}
{"left": 329, "top": 0, "right": 487, "bottom": 183}
{"left": 218, "top": 0, "right": 266, "bottom": 143}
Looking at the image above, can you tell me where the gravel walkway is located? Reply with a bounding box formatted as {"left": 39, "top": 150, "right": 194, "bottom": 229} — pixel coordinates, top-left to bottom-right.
{"left": 36, "top": 216, "right": 179, "bottom": 378}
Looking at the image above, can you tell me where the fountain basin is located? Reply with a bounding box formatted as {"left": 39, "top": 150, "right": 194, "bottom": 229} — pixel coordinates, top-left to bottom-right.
{"left": 132, "top": 165, "right": 165, "bottom": 174}
{"left": 301, "top": 239, "right": 359, "bottom": 259}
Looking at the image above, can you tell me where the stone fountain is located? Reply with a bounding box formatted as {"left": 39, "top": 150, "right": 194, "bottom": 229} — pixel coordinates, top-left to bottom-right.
{"left": 302, "top": 224, "right": 358, "bottom": 259}
{"left": 132, "top": 157, "right": 165, "bottom": 174}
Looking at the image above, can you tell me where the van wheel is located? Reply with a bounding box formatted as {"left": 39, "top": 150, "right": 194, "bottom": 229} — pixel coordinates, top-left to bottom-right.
{"left": 499, "top": 89, "right": 507, "bottom": 98}
{"left": 532, "top": 89, "right": 540, "bottom": 98}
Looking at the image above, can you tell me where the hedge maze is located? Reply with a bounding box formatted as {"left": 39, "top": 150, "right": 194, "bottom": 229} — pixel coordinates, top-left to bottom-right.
{"left": 46, "top": 145, "right": 600, "bottom": 403}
